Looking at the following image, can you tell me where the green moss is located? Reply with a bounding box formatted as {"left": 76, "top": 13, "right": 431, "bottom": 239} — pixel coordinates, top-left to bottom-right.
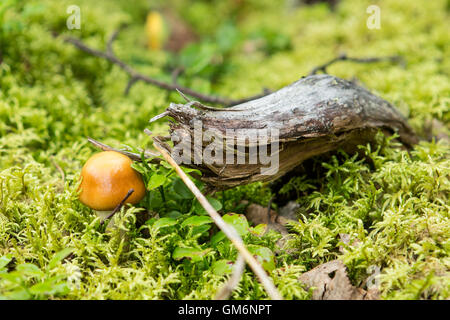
{"left": 0, "top": 0, "right": 448, "bottom": 299}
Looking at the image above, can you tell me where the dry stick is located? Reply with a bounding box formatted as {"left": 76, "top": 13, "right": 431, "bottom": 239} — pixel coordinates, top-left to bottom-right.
{"left": 87, "top": 137, "right": 160, "bottom": 163}
{"left": 214, "top": 253, "right": 245, "bottom": 300}
{"left": 152, "top": 140, "right": 283, "bottom": 300}
{"left": 171, "top": 67, "right": 184, "bottom": 85}
{"left": 308, "top": 53, "right": 404, "bottom": 76}
{"left": 63, "top": 29, "right": 402, "bottom": 106}
{"left": 63, "top": 30, "right": 268, "bottom": 107}
{"left": 106, "top": 24, "right": 126, "bottom": 56}
{"left": 99, "top": 188, "right": 134, "bottom": 226}
{"left": 50, "top": 156, "right": 65, "bottom": 183}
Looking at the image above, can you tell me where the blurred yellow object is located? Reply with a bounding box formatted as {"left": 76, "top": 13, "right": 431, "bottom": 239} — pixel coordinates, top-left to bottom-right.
{"left": 145, "top": 11, "right": 166, "bottom": 50}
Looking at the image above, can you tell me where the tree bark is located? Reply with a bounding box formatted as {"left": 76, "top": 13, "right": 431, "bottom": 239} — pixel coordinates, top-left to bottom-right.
{"left": 154, "top": 74, "right": 418, "bottom": 190}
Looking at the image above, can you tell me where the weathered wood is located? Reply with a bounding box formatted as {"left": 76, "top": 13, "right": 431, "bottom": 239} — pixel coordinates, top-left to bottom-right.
{"left": 155, "top": 74, "right": 418, "bottom": 189}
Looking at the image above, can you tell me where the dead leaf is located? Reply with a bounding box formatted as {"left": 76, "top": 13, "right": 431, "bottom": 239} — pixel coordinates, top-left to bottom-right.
{"left": 298, "top": 260, "right": 379, "bottom": 300}
{"left": 245, "top": 203, "right": 293, "bottom": 235}
{"left": 244, "top": 202, "right": 300, "bottom": 251}
{"left": 423, "top": 118, "right": 450, "bottom": 143}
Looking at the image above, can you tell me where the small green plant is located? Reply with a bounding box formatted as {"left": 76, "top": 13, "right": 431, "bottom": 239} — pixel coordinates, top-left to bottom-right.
{"left": 249, "top": 28, "right": 292, "bottom": 55}
{"left": 0, "top": 248, "right": 73, "bottom": 300}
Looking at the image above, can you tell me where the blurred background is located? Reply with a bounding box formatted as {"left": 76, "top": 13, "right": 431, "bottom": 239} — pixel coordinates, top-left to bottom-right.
{"left": 1, "top": 0, "right": 448, "bottom": 157}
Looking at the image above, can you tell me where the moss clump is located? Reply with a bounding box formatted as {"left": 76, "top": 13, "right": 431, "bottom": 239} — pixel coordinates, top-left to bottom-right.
{"left": 0, "top": 0, "right": 449, "bottom": 299}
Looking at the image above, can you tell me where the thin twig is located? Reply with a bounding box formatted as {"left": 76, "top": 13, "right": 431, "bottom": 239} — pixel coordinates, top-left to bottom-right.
{"left": 62, "top": 28, "right": 268, "bottom": 107}
{"left": 149, "top": 111, "right": 170, "bottom": 123}
{"left": 100, "top": 188, "right": 134, "bottom": 225}
{"left": 124, "top": 76, "right": 139, "bottom": 96}
{"left": 308, "top": 53, "right": 404, "bottom": 76}
{"left": 152, "top": 138, "right": 283, "bottom": 300}
{"left": 176, "top": 88, "right": 191, "bottom": 103}
{"left": 61, "top": 28, "right": 402, "bottom": 106}
{"left": 171, "top": 67, "right": 184, "bottom": 85}
{"left": 50, "top": 156, "right": 65, "bottom": 183}
{"left": 87, "top": 137, "right": 160, "bottom": 163}
{"left": 106, "top": 24, "right": 126, "bottom": 56}
{"left": 214, "top": 254, "right": 245, "bottom": 300}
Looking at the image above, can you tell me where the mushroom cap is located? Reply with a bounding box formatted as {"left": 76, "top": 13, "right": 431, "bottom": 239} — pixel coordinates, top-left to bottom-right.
{"left": 79, "top": 151, "right": 146, "bottom": 211}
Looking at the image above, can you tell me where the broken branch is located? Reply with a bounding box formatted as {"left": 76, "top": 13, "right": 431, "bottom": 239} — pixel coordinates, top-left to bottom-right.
{"left": 154, "top": 74, "right": 418, "bottom": 190}
{"left": 100, "top": 188, "right": 134, "bottom": 226}
{"left": 87, "top": 137, "right": 160, "bottom": 163}
{"left": 63, "top": 28, "right": 268, "bottom": 106}
{"left": 308, "top": 53, "right": 405, "bottom": 76}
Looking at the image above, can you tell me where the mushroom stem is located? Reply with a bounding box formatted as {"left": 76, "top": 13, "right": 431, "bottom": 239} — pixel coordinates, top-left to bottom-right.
{"left": 99, "top": 188, "right": 135, "bottom": 226}
{"left": 94, "top": 210, "right": 115, "bottom": 230}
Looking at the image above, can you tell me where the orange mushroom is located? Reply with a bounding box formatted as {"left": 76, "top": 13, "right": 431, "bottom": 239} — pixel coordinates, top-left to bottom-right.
{"left": 78, "top": 151, "right": 146, "bottom": 212}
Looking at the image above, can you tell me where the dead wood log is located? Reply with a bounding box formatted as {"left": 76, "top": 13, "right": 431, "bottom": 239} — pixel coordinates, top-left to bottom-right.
{"left": 151, "top": 74, "right": 418, "bottom": 190}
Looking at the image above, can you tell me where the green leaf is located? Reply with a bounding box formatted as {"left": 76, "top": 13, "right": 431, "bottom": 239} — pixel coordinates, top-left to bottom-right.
{"left": 48, "top": 248, "right": 74, "bottom": 270}
{"left": 2, "top": 288, "right": 31, "bottom": 300}
{"left": 194, "top": 197, "right": 222, "bottom": 215}
{"left": 172, "top": 247, "right": 212, "bottom": 262}
{"left": 153, "top": 217, "right": 178, "bottom": 229}
{"left": 0, "top": 271, "right": 23, "bottom": 284}
{"left": 166, "top": 210, "right": 182, "bottom": 219}
{"left": 29, "top": 279, "right": 69, "bottom": 296}
{"left": 223, "top": 213, "right": 249, "bottom": 237}
{"left": 16, "top": 263, "right": 44, "bottom": 278}
{"left": 211, "top": 231, "right": 227, "bottom": 246}
{"left": 180, "top": 43, "right": 216, "bottom": 75}
{"left": 181, "top": 167, "right": 202, "bottom": 176}
{"left": 181, "top": 216, "right": 213, "bottom": 228}
{"left": 249, "top": 224, "right": 267, "bottom": 236}
{"left": 215, "top": 22, "right": 240, "bottom": 52}
{"left": 160, "top": 160, "right": 174, "bottom": 170}
{"left": 145, "top": 217, "right": 157, "bottom": 226}
{"left": 212, "top": 259, "right": 234, "bottom": 276}
{"left": 148, "top": 173, "right": 166, "bottom": 190}
{"left": 248, "top": 245, "right": 275, "bottom": 272}
{"left": 191, "top": 224, "right": 211, "bottom": 236}
{"left": 173, "top": 178, "right": 193, "bottom": 199}
{"left": 50, "top": 281, "right": 70, "bottom": 296}
{"left": 29, "top": 281, "right": 55, "bottom": 295}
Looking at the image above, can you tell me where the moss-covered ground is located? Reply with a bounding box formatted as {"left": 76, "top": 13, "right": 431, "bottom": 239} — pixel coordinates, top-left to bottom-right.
{"left": 0, "top": 0, "right": 448, "bottom": 299}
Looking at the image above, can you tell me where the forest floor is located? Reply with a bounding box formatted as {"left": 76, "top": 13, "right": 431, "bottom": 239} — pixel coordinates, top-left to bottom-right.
{"left": 0, "top": 0, "right": 448, "bottom": 299}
